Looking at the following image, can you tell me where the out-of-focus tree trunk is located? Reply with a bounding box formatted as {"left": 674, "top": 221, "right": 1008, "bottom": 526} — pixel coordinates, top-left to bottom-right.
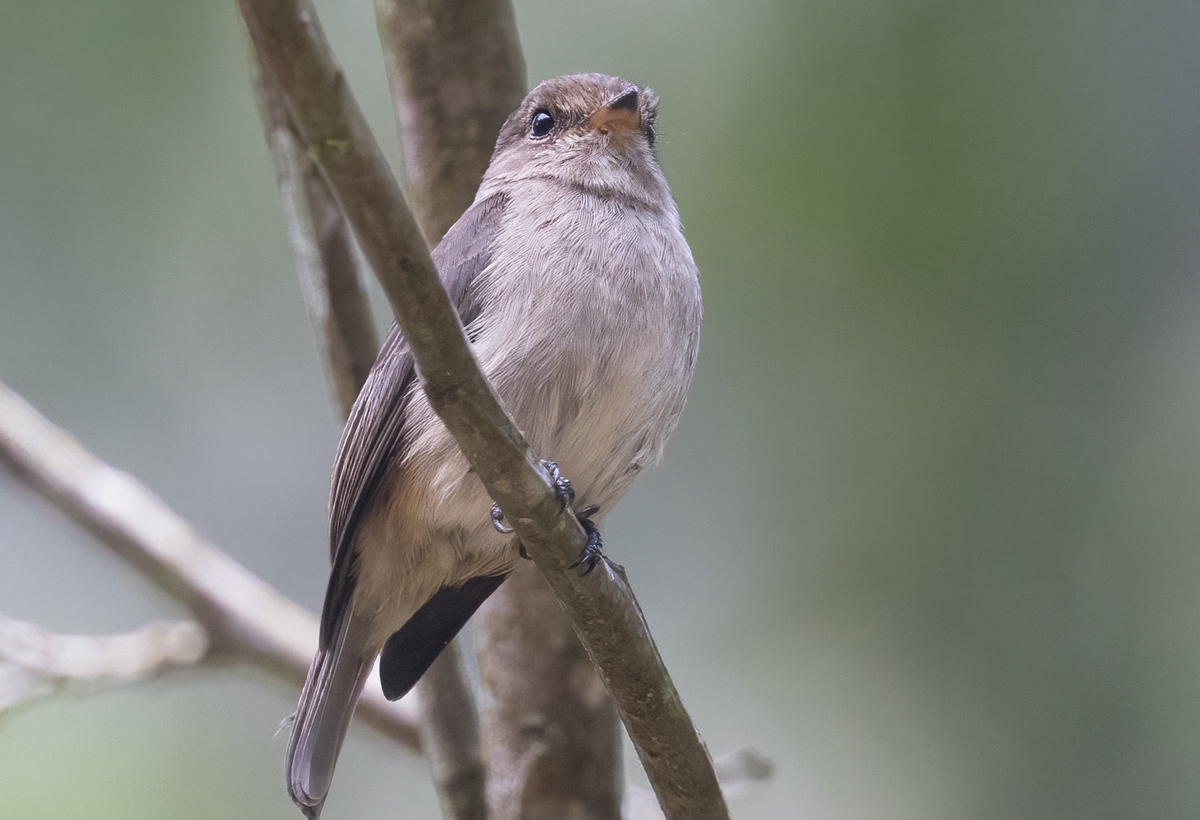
{"left": 374, "top": 0, "right": 526, "bottom": 244}
{"left": 478, "top": 562, "right": 624, "bottom": 820}
{"left": 372, "top": 5, "right": 627, "bottom": 817}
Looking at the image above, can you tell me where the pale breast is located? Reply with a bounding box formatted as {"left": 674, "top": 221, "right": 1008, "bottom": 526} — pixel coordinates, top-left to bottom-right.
{"left": 353, "top": 180, "right": 700, "bottom": 628}
{"left": 468, "top": 183, "right": 701, "bottom": 513}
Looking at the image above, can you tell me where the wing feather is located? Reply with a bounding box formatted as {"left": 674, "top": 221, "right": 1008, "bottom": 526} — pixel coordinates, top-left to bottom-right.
{"left": 318, "top": 191, "right": 509, "bottom": 647}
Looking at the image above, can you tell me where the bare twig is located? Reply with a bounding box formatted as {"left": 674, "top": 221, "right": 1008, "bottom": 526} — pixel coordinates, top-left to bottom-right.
{"left": 712, "top": 748, "right": 775, "bottom": 798}
{"left": 0, "top": 380, "right": 421, "bottom": 750}
{"left": 418, "top": 645, "right": 488, "bottom": 820}
{"left": 249, "top": 37, "right": 379, "bottom": 416}
{"left": 0, "top": 614, "right": 207, "bottom": 711}
{"left": 237, "top": 1, "right": 728, "bottom": 817}
{"left": 373, "top": 0, "right": 526, "bottom": 244}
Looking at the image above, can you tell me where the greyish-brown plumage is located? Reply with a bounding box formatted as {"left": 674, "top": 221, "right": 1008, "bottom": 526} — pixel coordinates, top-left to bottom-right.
{"left": 285, "top": 73, "right": 702, "bottom": 817}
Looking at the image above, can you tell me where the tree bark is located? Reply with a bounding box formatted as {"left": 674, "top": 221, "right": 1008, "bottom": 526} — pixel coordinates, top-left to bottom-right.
{"left": 478, "top": 563, "right": 623, "bottom": 820}
{"left": 418, "top": 645, "right": 489, "bottom": 820}
{"left": 372, "top": 3, "right": 627, "bottom": 817}
{"left": 374, "top": 0, "right": 526, "bottom": 244}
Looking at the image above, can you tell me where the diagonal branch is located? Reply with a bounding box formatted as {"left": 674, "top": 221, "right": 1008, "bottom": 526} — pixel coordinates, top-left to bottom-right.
{"left": 237, "top": 1, "right": 729, "bottom": 817}
{"left": 0, "top": 380, "right": 421, "bottom": 750}
{"left": 624, "top": 750, "right": 775, "bottom": 820}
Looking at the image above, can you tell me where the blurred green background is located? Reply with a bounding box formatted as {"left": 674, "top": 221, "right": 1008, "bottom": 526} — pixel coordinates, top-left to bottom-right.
{"left": 2, "top": 1, "right": 1199, "bottom": 818}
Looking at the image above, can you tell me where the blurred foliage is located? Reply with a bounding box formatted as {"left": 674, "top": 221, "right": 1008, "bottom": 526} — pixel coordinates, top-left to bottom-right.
{"left": 1, "top": 1, "right": 1199, "bottom": 818}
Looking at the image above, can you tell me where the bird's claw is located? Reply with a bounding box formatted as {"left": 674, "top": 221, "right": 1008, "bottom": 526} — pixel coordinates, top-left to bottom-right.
{"left": 490, "top": 502, "right": 514, "bottom": 534}
{"left": 541, "top": 460, "right": 575, "bottom": 510}
{"left": 568, "top": 504, "right": 604, "bottom": 576}
{"left": 492, "top": 462, "right": 601, "bottom": 573}
{"left": 491, "top": 460, "right": 571, "bottom": 533}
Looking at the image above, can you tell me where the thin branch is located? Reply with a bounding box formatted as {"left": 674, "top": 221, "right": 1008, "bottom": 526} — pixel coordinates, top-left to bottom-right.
{"left": 712, "top": 748, "right": 775, "bottom": 798}
{"left": 373, "top": 0, "right": 526, "bottom": 244}
{"left": 0, "top": 380, "right": 421, "bottom": 750}
{"left": 237, "top": 2, "right": 728, "bottom": 817}
{"left": 248, "top": 35, "right": 379, "bottom": 416}
{"left": 0, "top": 614, "right": 207, "bottom": 711}
{"left": 417, "top": 646, "right": 488, "bottom": 820}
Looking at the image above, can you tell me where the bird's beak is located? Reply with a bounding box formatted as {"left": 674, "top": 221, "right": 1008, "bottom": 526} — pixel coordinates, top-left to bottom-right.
{"left": 586, "top": 87, "right": 641, "bottom": 139}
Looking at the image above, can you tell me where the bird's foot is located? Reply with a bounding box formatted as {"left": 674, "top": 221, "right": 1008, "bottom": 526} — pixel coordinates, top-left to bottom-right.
{"left": 543, "top": 461, "right": 602, "bottom": 574}
{"left": 490, "top": 461, "right": 572, "bottom": 534}
{"left": 541, "top": 460, "right": 575, "bottom": 509}
{"left": 492, "top": 461, "right": 600, "bottom": 573}
{"left": 568, "top": 504, "right": 604, "bottom": 576}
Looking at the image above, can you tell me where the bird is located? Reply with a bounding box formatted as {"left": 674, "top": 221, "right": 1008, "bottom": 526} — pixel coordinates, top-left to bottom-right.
{"left": 285, "top": 72, "right": 702, "bottom": 818}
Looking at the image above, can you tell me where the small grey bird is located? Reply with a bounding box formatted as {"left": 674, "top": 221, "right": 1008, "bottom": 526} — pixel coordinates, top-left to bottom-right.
{"left": 285, "top": 73, "right": 701, "bottom": 817}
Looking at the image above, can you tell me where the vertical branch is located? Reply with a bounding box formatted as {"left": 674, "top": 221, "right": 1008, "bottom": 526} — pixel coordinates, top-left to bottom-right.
{"left": 418, "top": 648, "right": 488, "bottom": 820}
{"left": 374, "top": 0, "right": 526, "bottom": 244}
{"left": 372, "top": 3, "right": 624, "bottom": 818}
{"left": 373, "top": 3, "right": 528, "bottom": 817}
{"left": 478, "top": 564, "right": 623, "bottom": 820}
{"left": 248, "top": 38, "right": 379, "bottom": 415}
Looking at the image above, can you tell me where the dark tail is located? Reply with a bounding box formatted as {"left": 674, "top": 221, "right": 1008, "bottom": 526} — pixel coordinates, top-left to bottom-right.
{"left": 378, "top": 574, "right": 507, "bottom": 700}
{"left": 284, "top": 573, "right": 507, "bottom": 817}
{"left": 285, "top": 615, "right": 374, "bottom": 819}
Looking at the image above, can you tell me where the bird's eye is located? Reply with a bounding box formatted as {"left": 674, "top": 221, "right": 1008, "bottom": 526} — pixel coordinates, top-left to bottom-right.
{"left": 529, "top": 109, "right": 554, "bottom": 139}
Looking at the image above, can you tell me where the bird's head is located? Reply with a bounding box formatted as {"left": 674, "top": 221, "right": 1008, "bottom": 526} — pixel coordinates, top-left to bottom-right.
{"left": 482, "top": 73, "right": 667, "bottom": 207}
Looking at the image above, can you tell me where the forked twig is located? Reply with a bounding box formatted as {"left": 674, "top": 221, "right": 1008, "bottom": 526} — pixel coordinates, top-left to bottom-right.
{"left": 0, "top": 381, "right": 421, "bottom": 750}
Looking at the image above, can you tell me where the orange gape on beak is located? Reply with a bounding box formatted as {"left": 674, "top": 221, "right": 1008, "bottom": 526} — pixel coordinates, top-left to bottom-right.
{"left": 587, "top": 87, "right": 641, "bottom": 139}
